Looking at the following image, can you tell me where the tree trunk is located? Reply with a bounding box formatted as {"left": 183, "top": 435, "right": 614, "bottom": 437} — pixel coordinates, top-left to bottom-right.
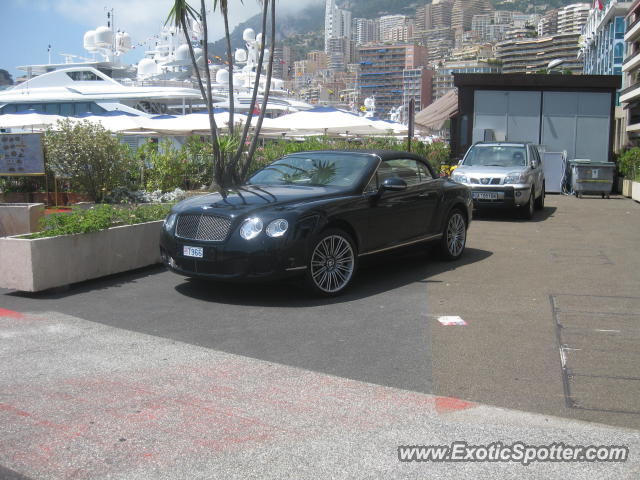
{"left": 242, "top": 0, "right": 276, "bottom": 181}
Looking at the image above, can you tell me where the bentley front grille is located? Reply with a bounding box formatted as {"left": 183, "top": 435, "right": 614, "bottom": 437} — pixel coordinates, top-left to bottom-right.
{"left": 176, "top": 214, "right": 231, "bottom": 241}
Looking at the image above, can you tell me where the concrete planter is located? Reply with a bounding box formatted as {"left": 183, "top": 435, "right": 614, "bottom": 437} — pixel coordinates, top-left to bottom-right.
{"left": 622, "top": 178, "right": 633, "bottom": 198}
{"left": 0, "top": 203, "right": 44, "bottom": 237}
{"left": 632, "top": 181, "right": 640, "bottom": 203}
{"left": 0, "top": 220, "right": 163, "bottom": 292}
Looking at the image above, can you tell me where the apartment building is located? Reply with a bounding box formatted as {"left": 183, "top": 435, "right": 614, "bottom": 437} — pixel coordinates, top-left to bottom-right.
{"left": 496, "top": 32, "right": 584, "bottom": 74}
{"left": 415, "top": 0, "right": 454, "bottom": 31}
{"left": 451, "top": 0, "right": 493, "bottom": 38}
{"left": 621, "top": 0, "right": 640, "bottom": 144}
{"left": 379, "top": 15, "right": 408, "bottom": 41}
{"left": 412, "top": 27, "right": 456, "bottom": 64}
{"left": 432, "top": 59, "right": 500, "bottom": 101}
{"left": 357, "top": 44, "right": 428, "bottom": 118}
{"left": 352, "top": 18, "right": 380, "bottom": 45}
{"left": 557, "top": 3, "right": 591, "bottom": 34}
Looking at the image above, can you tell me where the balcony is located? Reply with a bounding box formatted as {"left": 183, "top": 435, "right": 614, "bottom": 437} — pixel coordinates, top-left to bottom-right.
{"left": 620, "top": 82, "right": 640, "bottom": 103}
{"left": 623, "top": 49, "right": 640, "bottom": 73}
{"left": 626, "top": 15, "right": 640, "bottom": 43}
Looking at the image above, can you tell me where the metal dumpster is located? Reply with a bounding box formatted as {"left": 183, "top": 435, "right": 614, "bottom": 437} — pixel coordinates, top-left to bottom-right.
{"left": 569, "top": 160, "right": 614, "bottom": 198}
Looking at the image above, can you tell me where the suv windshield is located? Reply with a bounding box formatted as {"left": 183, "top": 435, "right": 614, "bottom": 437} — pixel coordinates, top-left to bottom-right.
{"left": 463, "top": 145, "right": 528, "bottom": 167}
{"left": 247, "top": 153, "right": 374, "bottom": 188}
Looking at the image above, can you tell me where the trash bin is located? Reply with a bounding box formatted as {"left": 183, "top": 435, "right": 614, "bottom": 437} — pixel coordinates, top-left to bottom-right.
{"left": 569, "top": 160, "right": 614, "bottom": 199}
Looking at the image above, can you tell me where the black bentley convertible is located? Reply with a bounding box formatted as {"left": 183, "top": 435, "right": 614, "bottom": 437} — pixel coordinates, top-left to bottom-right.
{"left": 160, "top": 150, "right": 472, "bottom": 295}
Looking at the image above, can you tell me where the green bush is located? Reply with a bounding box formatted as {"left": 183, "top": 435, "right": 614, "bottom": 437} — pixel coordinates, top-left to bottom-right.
{"left": 29, "top": 203, "right": 172, "bottom": 239}
{"left": 43, "top": 119, "right": 136, "bottom": 203}
{"left": 618, "top": 147, "right": 640, "bottom": 180}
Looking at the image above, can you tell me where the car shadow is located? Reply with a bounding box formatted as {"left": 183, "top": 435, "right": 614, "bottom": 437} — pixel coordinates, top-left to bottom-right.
{"left": 473, "top": 205, "right": 557, "bottom": 223}
{"left": 173, "top": 246, "right": 493, "bottom": 307}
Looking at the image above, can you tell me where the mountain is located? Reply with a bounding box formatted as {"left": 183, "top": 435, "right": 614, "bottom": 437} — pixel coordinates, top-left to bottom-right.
{"left": 209, "top": 0, "right": 591, "bottom": 63}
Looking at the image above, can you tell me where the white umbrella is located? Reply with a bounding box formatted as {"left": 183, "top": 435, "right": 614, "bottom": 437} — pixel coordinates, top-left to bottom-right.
{"left": 71, "top": 114, "right": 146, "bottom": 133}
{"left": 138, "top": 111, "right": 276, "bottom": 135}
{"left": 264, "top": 107, "right": 387, "bottom": 136}
{"left": 0, "top": 112, "right": 65, "bottom": 130}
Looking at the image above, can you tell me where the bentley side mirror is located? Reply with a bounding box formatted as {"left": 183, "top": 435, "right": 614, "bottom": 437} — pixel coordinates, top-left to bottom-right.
{"left": 379, "top": 177, "right": 408, "bottom": 193}
{"left": 458, "top": 159, "right": 463, "bottom": 166}
{"left": 530, "top": 160, "right": 538, "bottom": 169}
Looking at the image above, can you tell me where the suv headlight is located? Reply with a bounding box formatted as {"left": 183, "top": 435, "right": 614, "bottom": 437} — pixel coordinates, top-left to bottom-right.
{"left": 503, "top": 172, "right": 527, "bottom": 185}
{"left": 452, "top": 173, "right": 468, "bottom": 184}
{"left": 240, "top": 217, "right": 263, "bottom": 240}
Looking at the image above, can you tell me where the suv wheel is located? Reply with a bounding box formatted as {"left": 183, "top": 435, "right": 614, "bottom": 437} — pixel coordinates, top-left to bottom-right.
{"left": 535, "top": 183, "right": 545, "bottom": 210}
{"left": 521, "top": 187, "right": 535, "bottom": 220}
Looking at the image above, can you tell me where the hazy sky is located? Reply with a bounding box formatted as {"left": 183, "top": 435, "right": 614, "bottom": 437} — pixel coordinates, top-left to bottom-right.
{"left": 0, "top": 0, "right": 322, "bottom": 80}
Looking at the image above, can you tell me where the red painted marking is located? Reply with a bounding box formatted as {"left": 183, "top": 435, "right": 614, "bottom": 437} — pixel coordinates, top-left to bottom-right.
{"left": 0, "top": 402, "right": 31, "bottom": 417}
{"left": 0, "top": 308, "right": 25, "bottom": 319}
{"left": 435, "top": 396, "right": 475, "bottom": 414}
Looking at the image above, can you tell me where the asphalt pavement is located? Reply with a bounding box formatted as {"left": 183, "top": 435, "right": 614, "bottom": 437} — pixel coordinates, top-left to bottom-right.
{"left": 1, "top": 194, "right": 639, "bottom": 479}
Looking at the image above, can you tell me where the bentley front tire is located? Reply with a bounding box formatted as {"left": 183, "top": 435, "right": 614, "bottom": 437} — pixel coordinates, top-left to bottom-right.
{"left": 306, "top": 229, "right": 357, "bottom": 296}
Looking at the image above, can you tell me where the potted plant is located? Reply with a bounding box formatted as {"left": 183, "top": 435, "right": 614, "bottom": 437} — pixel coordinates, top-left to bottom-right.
{"left": 0, "top": 204, "right": 171, "bottom": 292}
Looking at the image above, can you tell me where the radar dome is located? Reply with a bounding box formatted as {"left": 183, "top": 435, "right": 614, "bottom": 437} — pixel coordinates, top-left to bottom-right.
{"left": 243, "top": 28, "right": 256, "bottom": 42}
{"left": 137, "top": 58, "right": 158, "bottom": 78}
{"left": 84, "top": 30, "right": 97, "bottom": 52}
{"left": 116, "top": 32, "right": 132, "bottom": 53}
{"left": 216, "top": 69, "right": 229, "bottom": 84}
{"left": 256, "top": 33, "right": 263, "bottom": 47}
{"left": 235, "top": 49, "right": 247, "bottom": 63}
{"left": 176, "top": 44, "right": 190, "bottom": 63}
{"left": 94, "top": 26, "right": 113, "bottom": 48}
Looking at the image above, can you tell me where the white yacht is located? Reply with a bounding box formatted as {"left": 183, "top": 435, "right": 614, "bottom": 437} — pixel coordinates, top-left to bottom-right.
{"left": 1, "top": 14, "right": 309, "bottom": 118}
{"left": 0, "top": 66, "right": 203, "bottom": 116}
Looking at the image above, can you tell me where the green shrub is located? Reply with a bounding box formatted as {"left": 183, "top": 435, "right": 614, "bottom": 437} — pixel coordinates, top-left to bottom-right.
{"left": 29, "top": 203, "right": 172, "bottom": 239}
{"left": 43, "top": 119, "right": 136, "bottom": 203}
{"left": 618, "top": 147, "right": 640, "bottom": 180}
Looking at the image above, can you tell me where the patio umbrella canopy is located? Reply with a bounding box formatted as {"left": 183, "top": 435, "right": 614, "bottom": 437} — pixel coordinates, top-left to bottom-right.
{"left": 137, "top": 111, "right": 272, "bottom": 135}
{"left": 0, "top": 111, "right": 65, "bottom": 130}
{"left": 72, "top": 112, "right": 146, "bottom": 133}
{"left": 263, "top": 107, "right": 397, "bottom": 136}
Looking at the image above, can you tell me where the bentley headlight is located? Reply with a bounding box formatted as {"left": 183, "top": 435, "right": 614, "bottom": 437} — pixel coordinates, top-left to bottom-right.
{"left": 266, "top": 219, "right": 289, "bottom": 238}
{"left": 163, "top": 213, "right": 177, "bottom": 232}
{"left": 240, "top": 217, "right": 263, "bottom": 240}
{"left": 504, "top": 172, "right": 526, "bottom": 185}
{"left": 452, "top": 173, "right": 468, "bottom": 184}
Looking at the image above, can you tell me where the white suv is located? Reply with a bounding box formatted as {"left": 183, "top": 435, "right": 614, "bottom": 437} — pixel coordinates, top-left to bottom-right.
{"left": 452, "top": 142, "right": 545, "bottom": 219}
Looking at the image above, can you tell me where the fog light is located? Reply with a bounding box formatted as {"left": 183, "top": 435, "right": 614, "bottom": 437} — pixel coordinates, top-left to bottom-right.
{"left": 515, "top": 191, "right": 522, "bottom": 197}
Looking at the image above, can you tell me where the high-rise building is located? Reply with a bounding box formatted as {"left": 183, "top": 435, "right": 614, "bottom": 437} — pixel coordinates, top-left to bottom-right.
{"left": 622, "top": 0, "right": 640, "bottom": 146}
{"left": 412, "top": 27, "right": 456, "bottom": 65}
{"left": 352, "top": 18, "right": 379, "bottom": 45}
{"left": 495, "top": 32, "right": 583, "bottom": 74}
{"left": 357, "top": 44, "right": 428, "bottom": 118}
{"left": 416, "top": 0, "right": 454, "bottom": 32}
{"left": 538, "top": 9, "right": 559, "bottom": 36}
{"left": 451, "top": 0, "right": 493, "bottom": 36}
{"left": 557, "top": 3, "right": 590, "bottom": 34}
{"left": 325, "top": 0, "right": 351, "bottom": 70}
{"left": 379, "top": 15, "right": 408, "bottom": 41}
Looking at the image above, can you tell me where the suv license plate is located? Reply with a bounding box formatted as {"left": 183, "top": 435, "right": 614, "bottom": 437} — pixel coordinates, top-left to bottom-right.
{"left": 183, "top": 246, "right": 203, "bottom": 258}
{"left": 473, "top": 192, "right": 498, "bottom": 200}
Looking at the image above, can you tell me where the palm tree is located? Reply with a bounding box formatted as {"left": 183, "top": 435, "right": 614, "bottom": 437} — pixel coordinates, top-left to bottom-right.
{"left": 166, "top": 0, "right": 222, "bottom": 189}
{"left": 167, "top": 0, "right": 276, "bottom": 194}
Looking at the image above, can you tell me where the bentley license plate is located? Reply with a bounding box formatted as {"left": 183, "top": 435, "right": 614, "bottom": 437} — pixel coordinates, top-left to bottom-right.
{"left": 183, "top": 245, "right": 203, "bottom": 258}
{"left": 473, "top": 192, "right": 498, "bottom": 200}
